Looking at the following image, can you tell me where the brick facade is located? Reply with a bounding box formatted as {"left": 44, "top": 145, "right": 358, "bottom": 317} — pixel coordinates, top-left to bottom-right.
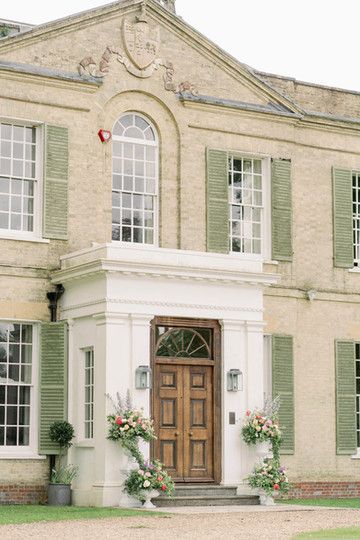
{"left": 0, "top": 485, "right": 47, "bottom": 505}
{"left": 285, "top": 482, "right": 360, "bottom": 499}
{"left": 0, "top": 0, "right": 360, "bottom": 504}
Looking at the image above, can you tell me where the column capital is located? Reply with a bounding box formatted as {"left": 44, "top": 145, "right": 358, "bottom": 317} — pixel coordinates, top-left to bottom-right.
{"left": 93, "top": 312, "right": 130, "bottom": 326}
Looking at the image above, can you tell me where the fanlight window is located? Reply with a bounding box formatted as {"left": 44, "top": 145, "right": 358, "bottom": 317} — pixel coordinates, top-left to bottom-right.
{"left": 112, "top": 113, "right": 158, "bottom": 244}
{"left": 155, "top": 328, "right": 211, "bottom": 359}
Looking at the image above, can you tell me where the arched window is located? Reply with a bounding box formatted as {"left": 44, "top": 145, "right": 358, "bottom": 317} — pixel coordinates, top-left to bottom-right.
{"left": 112, "top": 113, "right": 158, "bottom": 244}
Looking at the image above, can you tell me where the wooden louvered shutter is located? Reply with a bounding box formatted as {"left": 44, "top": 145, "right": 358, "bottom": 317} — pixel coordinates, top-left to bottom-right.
{"left": 206, "top": 149, "right": 229, "bottom": 253}
{"left": 335, "top": 340, "right": 356, "bottom": 455}
{"left": 39, "top": 322, "right": 68, "bottom": 454}
{"left": 271, "top": 159, "right": 292, "bottom": 261}
{"left": 332, "top": 168, "right": 353, "bottom": 268}
{"left": 43, "top": 125, "right": 69, "bottom": 240}
{"left": 272, "top": 335, "right": 294, "bottom": 454}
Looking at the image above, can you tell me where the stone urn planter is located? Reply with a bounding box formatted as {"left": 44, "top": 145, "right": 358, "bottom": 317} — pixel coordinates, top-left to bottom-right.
{"left": 255, "top": 441, "right": 272, "bottom": 460}
{"left": 139, "top": 489, "right": 160, "bottom": 509}
{"left": 47, "top": 483, "right": 71, "bottom": 506}
{"left": 259, "top": 491, "right": 276, "bottom": 506}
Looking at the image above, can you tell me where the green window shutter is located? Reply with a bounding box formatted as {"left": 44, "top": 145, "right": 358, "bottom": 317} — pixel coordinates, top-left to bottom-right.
{"left": 43, "top": 125, "right": 69, "bottom": 240}
{"left": 332, "top": 167, "right": 353, "bottom": 268}
{"left": 271, "top": 159, "right": 293, "bottom": 261}
{"left": 206, "top": 148, "right": 229, "bottom": 253}
{"left": 39, "top": 322, "right": 68, "bottom": 454}
{"left": 272, "top": 335, "right": 294, "bottom": 454}
{"left": 335, "top": 340, "right": 356, "bottom": 455}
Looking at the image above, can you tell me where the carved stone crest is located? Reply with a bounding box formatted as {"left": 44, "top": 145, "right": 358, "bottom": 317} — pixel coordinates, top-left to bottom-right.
{"left": 123, "top": 12, "right": 160, "bottom": 72}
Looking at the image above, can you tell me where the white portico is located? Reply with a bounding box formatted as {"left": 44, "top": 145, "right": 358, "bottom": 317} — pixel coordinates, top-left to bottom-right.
{"left": 52, "top": 243, "right": 278, "bottom": 507}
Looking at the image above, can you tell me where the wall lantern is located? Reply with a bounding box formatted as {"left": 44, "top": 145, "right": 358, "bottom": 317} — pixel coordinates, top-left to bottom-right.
{"left": 227, "top": 369, "right": 243, "bottom": 392}
{"left": 135, "top": 366, "right": 152, "bottom": 389}
{"left": 98, "top": 129, "right": 112, "bottom": 143}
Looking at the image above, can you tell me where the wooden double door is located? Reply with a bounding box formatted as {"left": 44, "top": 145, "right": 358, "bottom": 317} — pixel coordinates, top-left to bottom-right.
{"left": 152, "top": 319, "right": 221, "bottom": 483}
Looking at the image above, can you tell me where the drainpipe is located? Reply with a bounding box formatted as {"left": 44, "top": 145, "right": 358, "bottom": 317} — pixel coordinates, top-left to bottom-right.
{"left": 46, "top": 284, "right": 65, "bottom": 322}
{"left": 46, "top": 284, "right": 65, "bottom": 477}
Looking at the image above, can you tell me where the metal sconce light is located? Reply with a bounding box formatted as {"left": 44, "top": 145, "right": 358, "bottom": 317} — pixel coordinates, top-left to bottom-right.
{"left": 227, "top": 369, "right": 243, "bottom": 392}
{"left": 135, "top": 366, "right": 152, "bottom": 389}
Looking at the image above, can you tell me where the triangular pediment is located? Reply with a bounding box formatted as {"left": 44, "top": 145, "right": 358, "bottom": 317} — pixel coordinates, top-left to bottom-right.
{"left": 0, "top": 0, "right": 303, "bottom": 115}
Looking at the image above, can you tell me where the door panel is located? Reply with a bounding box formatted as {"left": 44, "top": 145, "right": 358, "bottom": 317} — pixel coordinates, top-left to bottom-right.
{"left": 183, "top": 365, "right": 214, "bottom": 481}
{"left": 153, "top": 364, "right": 183, "bottom": 480}
{"left": 153, "top": 362, "right": 214, "bottom": 482}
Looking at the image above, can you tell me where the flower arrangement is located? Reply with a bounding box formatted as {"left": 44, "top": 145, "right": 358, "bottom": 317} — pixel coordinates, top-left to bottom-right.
{"left": 247, "top": 458, "right": 290, "bottom": 496}
{"left": 107, "top": 392, "right": 174, "bottom": 505}
{"left": 242, "top": 410, "right": 281, "bottom": 446}
{"left": 107, "top": 392, "right": 156, "bottom": 465}
{"left": 124, "top": 459, "right": 175, "bottom": 500}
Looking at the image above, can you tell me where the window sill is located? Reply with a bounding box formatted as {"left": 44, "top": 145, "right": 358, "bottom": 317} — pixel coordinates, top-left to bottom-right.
{"left": 0, "top": 234, "right": 50, "bottom": 244}
{"left": 0, "top": 451, "right": 46, "bottom": 460}
{"left": 351, "top": 451, "right": 360, "bottom": 459}
{"left": 75, "top": 440, "right": 95, "bottom": 448}
{"left": 349, "top": 268, "right": 360, "bottom": 273}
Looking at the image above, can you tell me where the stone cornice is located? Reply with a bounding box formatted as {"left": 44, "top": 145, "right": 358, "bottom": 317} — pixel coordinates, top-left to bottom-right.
{"left": 51, "top": 243, "right": 279, "bottom": 287}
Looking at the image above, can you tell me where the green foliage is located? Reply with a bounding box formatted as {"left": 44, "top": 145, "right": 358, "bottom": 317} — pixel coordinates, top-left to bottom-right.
{"left": 241, "top": 410, "right": 282, "bottom": 446}
{"left": 280, "top": 498, "right": 360, "bottom": 508}
{"left": 295, "top": 527, "right": 360, "bottom": 539}
{"left": 242, "top": 399, "right": 290, "bottom": 496}
{"left": 125, "top": 460, "right": 175, "bottom": 500}
{"left": 247, "top": 458, "right": 290, "bottom": 496}
{"left": 50, "top": 465, "right": 78, "bottom": 485}
{"left": 0, "top": 25, "right": 10, "bottom": 38}
{"left": 0, "top": 505, "right": 164, "bottom": 525}
{"left": 107, "top": 395, "right": 175, "bottom": 501}
{"left": 49, "top": 421, "right": 75, "bottom": 450}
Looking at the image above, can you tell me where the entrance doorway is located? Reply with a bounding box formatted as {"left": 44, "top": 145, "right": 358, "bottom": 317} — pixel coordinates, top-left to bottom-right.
{"left": 151, "top": 318, "right": 221, "bottom": 483}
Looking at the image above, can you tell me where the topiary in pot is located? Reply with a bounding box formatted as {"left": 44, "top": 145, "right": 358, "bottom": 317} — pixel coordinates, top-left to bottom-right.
{"left": 48, "top": 421, "right": 77, "bottom": 506}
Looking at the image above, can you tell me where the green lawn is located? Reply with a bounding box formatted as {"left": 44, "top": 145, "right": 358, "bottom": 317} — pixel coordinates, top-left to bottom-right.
{"left": 294, "top": 526, "right": 360, "bottom": 539}
{"left": 279, "top": 498, "right": 360, "bottom": 509}
{"left": 0, "top": 505, "right": 166, "bottom": 525}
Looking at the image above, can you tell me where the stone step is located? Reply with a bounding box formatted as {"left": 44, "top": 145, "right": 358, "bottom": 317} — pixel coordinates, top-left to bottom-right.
{"left": 171, "top": 485, "right": 238, "bottom": 498}
{"left": 155, "top": 494, "right": 260, "bottom": 507}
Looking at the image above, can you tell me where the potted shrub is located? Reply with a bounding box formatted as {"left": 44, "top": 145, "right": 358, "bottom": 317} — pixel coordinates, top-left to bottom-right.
{"left": 48, "top": 420, "right": 77, "bottom": 506}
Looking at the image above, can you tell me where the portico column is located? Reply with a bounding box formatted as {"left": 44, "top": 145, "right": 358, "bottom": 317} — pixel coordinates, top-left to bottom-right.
{"left": 92, "top": 313, "right": 132, "bottom": 507}
{"left": 221, "top": 319, "right": 247, "bottom": 485}
{"left": 130, "top": 314, "right": 155, "bottom": 461}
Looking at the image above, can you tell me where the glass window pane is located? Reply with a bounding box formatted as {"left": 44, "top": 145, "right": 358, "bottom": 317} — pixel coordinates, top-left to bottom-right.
{"left": 20, "top": 365, "right": 31, "bottom": 384}
{"left": 9, "top": 344, "right": 20, "bottom": 363}
{"left": 0, "top": 177, "right": 9, "bottom": 193}
{"left": 7, "top": 406, "right": 18, "bottom": 425}
{"left": 8, "top": 365, "right": 19, "bottom": 382}
{"left": 18, "top": 427, "right": 29, "bottom": 446}
{"left": 19, "top": 406, "right": 30, "bottom": 426}
{"left": 7, "top": 386, "right": 18, "bottom": 404}
{"left": 6, "top": 426, "right": 17, "bottom": 445}
{"left": 0, "top": 405, "right": 4, "bottom": 424}
{"left": 19, "top": 386, "right": 30, "bottom": 405}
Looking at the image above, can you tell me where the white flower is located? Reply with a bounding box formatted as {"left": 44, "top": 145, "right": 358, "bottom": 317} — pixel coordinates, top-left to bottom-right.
{"left": 143, "top": 480, "right": 151, "bottom": 488}
{"left": 124, "top": 424, "right": 130, "bottom": 431}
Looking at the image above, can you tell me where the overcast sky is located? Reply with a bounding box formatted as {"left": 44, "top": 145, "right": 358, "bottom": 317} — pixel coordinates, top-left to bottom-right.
{"left": 1, "top": 0, "right": 359, "bottom": 92}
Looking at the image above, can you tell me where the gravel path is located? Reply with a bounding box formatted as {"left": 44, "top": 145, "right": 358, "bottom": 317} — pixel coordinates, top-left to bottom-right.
{"left": 2, "top": 507, "right": 360, "bottom": 540}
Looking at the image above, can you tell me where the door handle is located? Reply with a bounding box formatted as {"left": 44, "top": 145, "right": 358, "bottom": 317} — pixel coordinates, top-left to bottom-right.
{"left": 174, "top": 431, "right": 180, "bottom": 437}
{"left": 189, "top": 431, "right": 194, "bottom": 437}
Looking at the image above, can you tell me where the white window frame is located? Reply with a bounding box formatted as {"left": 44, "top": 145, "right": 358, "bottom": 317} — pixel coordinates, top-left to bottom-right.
{"left": 0, "top": 117, "right": 44, "bottom": 243}
{"left": 353, "top": 172, "right": 360, "bottom": 267}
{"left": 228, "top": 151, "right": 271, "bottom": 261}
{"left": 0, "top": 319, "right": 43, "bottom": 460}
{"left": 83, "top": 347, "right": 94, "bottom": 441}
{"left": 111, "top": 112, "right": 159, "bottom": 247}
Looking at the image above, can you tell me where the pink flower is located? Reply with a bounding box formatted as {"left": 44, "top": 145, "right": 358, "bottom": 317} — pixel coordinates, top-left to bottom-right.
{"left": 246, "top": 410, "right": 251, "bottom": 417}
{"left": 274, "top": 484, "right": 280, "bottom": 490}
{"left": 138, "top": 470, "right": 144, "bottom": 476}
{"left": 161, "top": 484, "right": 167, "bottom": 491}
{"left": 115, "top": 417, "right": 123, "bottom": 425}
{"left": 145, "top": 472, "right": 152, "bottom": 478}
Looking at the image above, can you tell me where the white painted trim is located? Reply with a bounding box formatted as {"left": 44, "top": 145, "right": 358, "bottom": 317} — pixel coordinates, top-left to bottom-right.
{"left": 0, "top": 233, "right": 49, "bottom": 243}
{"left": 0, "top": 320, "right": 40, "bottom": 458}
{"left": 111, "top": 112, "right": 159, "bottom": 248}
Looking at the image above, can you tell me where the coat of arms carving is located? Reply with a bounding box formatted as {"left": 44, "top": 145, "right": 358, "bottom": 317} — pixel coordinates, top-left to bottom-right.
{"left": 123, "top": 17, "right": 160, "bottom": 71}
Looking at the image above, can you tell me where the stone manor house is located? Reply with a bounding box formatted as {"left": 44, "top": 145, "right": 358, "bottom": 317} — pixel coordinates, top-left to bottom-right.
{"left": 1, "top": 0, "right": 360, "bottom": 506}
